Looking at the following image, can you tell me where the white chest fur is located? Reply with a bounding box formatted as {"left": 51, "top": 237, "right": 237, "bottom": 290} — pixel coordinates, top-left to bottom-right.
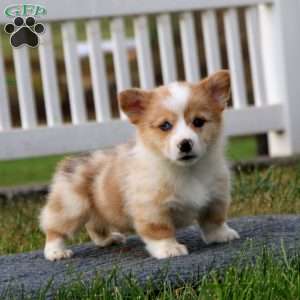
{"left": 165, "top": 157, "right": 226, "bottom": 227}
{"left": 128, "top": 142, "right": 227, "bottom": 218}
{"left": 172, "top": 173, "right": 210, "bottom": 210}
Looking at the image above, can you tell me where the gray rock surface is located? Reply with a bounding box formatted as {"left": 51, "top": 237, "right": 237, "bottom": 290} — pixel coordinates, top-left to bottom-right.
{"left": 1, "top": 215, "right": 299, "bottom": 298}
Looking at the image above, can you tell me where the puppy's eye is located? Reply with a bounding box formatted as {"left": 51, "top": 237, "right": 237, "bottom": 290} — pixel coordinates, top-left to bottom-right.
{"left": 159, "top": 121, "right": 173, "bottom": 131}
{"left": 193, "top": 117, "right": 206, "bottom": 128}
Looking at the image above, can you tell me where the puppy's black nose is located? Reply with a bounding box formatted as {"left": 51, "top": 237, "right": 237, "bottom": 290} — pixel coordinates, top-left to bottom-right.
{"left": 178, "top": 139, "right": 193, "bottom": 153}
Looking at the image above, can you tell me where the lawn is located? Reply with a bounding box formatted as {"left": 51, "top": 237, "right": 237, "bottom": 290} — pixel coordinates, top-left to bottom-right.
{"left": 0, "top": 141, "right": 299, "bottom": 299}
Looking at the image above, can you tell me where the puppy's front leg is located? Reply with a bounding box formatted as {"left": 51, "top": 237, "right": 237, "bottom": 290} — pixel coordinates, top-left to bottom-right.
{"left": 134, "top": 208, "right": 188, "bottom": 259}
{"left": 198, "top": 198, "right": 239, "bottom": 244}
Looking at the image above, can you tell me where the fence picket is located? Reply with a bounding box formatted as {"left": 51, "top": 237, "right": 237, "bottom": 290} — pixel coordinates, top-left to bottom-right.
{"left": 134, "top": 16, "right": 155, "bottom": 89}
{"left": 86, "top": 20, "right": 111, "bottom": 122}
{"left": 62, "top": 22, "right": 87, "bottom": 124}
{"left": 179, "top": 12, "right": 200, "bottom": 82}
{"left": 157, "top": 14, "right": 177, "bottom": 83}
{"left": 224, "top": 8, "right": 247, "bottom": 108}
{"left": 13, "top": 47, "right": 37, "bottom": 129}
{"left": 38, "top": 24, "right": 62, "bottom": 126}
{"left": 201, "top": 10, "right": 222, "bottom": 74}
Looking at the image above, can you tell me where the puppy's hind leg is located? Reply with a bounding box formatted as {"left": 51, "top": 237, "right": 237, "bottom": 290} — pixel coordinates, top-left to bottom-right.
{"left": 85, "top": 215, "right": 126, "bottom": 247}
{"left": 40, "top": 188, "right": 90, "bottom": 261}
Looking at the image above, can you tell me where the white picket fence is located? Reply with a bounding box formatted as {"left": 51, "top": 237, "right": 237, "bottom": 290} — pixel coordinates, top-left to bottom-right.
{"left": 0, "top": 0, "right": 299, "bottom": 160}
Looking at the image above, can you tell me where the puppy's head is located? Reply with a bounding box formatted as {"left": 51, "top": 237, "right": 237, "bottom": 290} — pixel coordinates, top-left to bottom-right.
{"left": 118, "top": 70, "right": 230, "bottom": 166}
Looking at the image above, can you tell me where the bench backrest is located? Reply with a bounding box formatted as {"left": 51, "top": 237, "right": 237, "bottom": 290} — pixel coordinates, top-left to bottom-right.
{"left": 0, "top": 0, "right": 299, "bottom": 159}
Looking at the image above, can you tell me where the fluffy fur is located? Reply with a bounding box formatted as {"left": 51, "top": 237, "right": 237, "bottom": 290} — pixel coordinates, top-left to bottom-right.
{"left": 40, "top": 70, "right": 239, "bottom": 261}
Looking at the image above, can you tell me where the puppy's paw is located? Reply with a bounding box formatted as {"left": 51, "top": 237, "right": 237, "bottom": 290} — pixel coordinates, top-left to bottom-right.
{"left": 44, "top": 239, "right": 73, "bottom": 261}
{"left": 145, "top": 238, "right": 188, "bottom": 259}
{"left": 202, "top": 223, "right": 240, "bottom": 244}
{"left": 44, "top": 248, "right": 73, "bottom": 261}
{"left": 110, "top": 232, "right": 127, "bottom": 244}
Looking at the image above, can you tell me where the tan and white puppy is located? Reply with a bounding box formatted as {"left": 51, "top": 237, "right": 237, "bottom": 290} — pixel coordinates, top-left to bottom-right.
{"left": 40, "top": 70, "right": 239, "bottom": 261}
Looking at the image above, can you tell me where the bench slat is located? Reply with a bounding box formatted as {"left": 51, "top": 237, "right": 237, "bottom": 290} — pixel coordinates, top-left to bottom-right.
{"left": 179, "top": 12, "right": 200, "bottom": 82}
{"left": 0, "top": 104, "right": 283, "bottom": 160}
{"left": 245, "top": 6, "right": 266, "bottom": 106}
{"left": 157, "top": 14, "right": 177, "bottom": 83}
{"left": 111, "top": 18, "right": 131, "bottom": 119}
{"left": 202, "top": 10, "right": 222, "bottom": 74}
{"left": 111, "top": 18, "right": 131, "bottom": 92}
{"left": 0, "top": 0, "right": 273, "bottom": 23}
{"left": 38, "top": 24, "right": 62, "bottom": 126}
{"left": 86, "top": 20, "right": 111, "bottom": 122}
{"left": 258, "top": 4, "right": 279, "bottom": 105}
{"left": 134, "top": 16, "right": 155, "bottom": 89}
{"left": 62, "top": 22, "right": 87, "bottom": 124}
{"left": 0, "top": 38, "right": 11, "bottom": 130}
{"left": 13, "top": 47, "right": 37, "bottom": 129}
{"left": 224, "top": 8, "right": 247, "bottom": 108}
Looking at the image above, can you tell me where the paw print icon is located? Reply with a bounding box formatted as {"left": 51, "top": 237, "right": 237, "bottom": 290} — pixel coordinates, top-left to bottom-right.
{"left": 4, "top": 16, "right": 45, "bottom": 48}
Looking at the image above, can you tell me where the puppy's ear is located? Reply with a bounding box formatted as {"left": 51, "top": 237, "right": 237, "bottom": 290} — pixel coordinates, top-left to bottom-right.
{"left": 118, "top": 88, "right": 151, "bottom": 124}
{"left": 203, "top": 70, "right": 231, "bottom": 111}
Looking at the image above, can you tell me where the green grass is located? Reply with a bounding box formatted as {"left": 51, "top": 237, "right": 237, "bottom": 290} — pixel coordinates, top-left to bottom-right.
{"left": 0, "top": 137, "right": 257, "bottom": 187}
{"left": 2, "top": 250, "right": 300, "bottom": 299}
{"left": 51, "top": 252, "right": 300, "bottom": 300}
{"left": 227, "top": 137, "right": 257, "bottom": 161}
{"left": 0, "top": 154, "right": 65, "bottom": 187}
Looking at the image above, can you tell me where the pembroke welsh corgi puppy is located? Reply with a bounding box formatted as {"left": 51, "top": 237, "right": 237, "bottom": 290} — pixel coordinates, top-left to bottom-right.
{"left": 40, "top": 70, "right": 239, "bottom": 261}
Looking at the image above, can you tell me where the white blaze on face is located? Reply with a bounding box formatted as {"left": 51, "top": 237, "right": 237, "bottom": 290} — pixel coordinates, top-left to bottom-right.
{"left": 163, "top": 82, "right": 190, "bottom": 114}
{"left": 162, "top": 83, "right": 206, "bottom": 163}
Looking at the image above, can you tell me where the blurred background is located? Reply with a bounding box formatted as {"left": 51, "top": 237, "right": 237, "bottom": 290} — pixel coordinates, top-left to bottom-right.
{"left": 0, "top": 10, "right": 268, "bottom": 187}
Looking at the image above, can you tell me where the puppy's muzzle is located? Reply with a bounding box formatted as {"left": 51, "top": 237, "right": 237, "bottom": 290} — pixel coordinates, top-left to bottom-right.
{"left": 178, "top": 139, "right": 193, "bottom": 154}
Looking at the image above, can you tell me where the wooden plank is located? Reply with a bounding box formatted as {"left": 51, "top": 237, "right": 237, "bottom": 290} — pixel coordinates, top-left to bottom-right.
{"left": 258, "top": 4, "right": 279, "bottom": 104}
{"left": 86, "top": 19, "right": 111, "bottom": 122}
{"left": 13, "top": 47, "right": 37, "bottom": 129}
{"left": 78, "top": 38, "right": 135, "bottom": 56}
{"left": 245, "top": 6, "right": 266, "bottom": 106}
{"left": 0, "top": 37, "right": 11, "bottom": 130}
{"left": 111, "top": 17, "right": 131, "bottom": 92}
{"left": 38, "top": 23, "right": 62, "bottom": 126}
{"left": 111, "top": 17, "right": 131, "bottom": 119}
{"left": 62, "top": 22, "right": 87, "bottom": 124}
{"left": 157, "top": 14, "right": 177, "bottom": 83}
{"left": 223, "top": 8, "right": 247, "bottom": 108}
{"left": 0, "top": 104, "right": 283, "bottom": 160}
{"left": 134, "top": 15, "right": 155, "bottom": 89}
{"left": 201, "top": 10, "right": 222, "bottom": 74}
{"left": 260, "top": 0, "right": 300, "bottom": 156}
{"left": 179, "top": 12, "right": 200, "bottom": 82}
{"left": 224, "top": 104, "right": 283, "bottom": 136}
{"left": 0, "top": 120, "right": 134, "bottom": 160}
{"left": 0, "top": 0, "right": 273, "bottom": 23}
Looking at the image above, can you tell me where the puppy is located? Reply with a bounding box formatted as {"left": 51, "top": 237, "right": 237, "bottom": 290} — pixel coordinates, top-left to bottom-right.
{"left": 40, "top": 70, "right": 239, "bottom": 261}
